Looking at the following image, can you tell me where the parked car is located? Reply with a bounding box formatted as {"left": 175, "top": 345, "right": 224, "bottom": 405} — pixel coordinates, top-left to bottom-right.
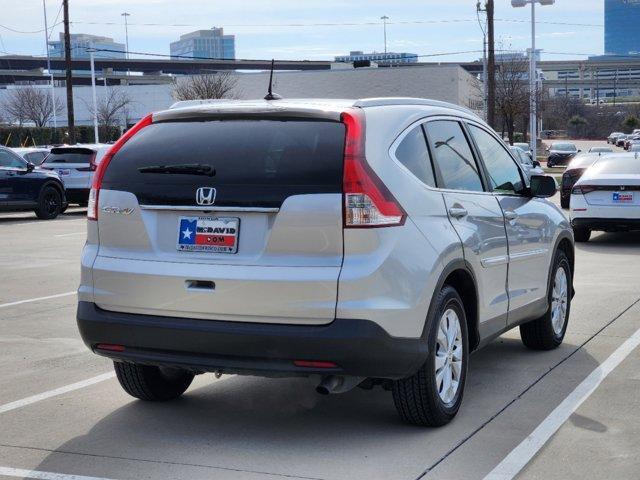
{"left": 629, "top": 144, "right": 640, "bottom": 152}
{"left": 0, "top": 146, "right": 66, "bottom": 219}
{"left": 607, "top": 132, "right": 624, "bottom": 145}
{"left": 588, "top": 146, "right": 613, "bottom": 154}
{"left": 616, "top": 135, "right": 629, "bottom": 148}
{"left": 547, "top": 142, "right": 579, "bottom": 167}
{"left": 76, "top": 98, "right": 574, "bottom": 427}
{"left": 513, "top": 142, "right": 532, "bottom": 158}
{"left": 11, "top": 147, "right": 50, "bottom": 166}
{"left": 571, "top": 154, "right": 640, "bottom": 242}
{"left": 560, "top": 154, "right": 601, "bottom": 209}
{"left": 510, "top": 146, "right": 544, "bottom": 180}
{"left": 40, "top": 144, "right": 110, "bottom": 205}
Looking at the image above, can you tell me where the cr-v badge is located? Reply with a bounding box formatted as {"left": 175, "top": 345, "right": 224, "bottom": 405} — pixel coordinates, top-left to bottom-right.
{"left": 196, "top": 187, "right": 216, "bottom": 206}
{"left": 101, "top": 206, "right": 135, "bottom": 215}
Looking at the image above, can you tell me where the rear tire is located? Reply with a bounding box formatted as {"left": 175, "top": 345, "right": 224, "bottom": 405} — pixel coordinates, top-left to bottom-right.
{"left": 392, "top": 285, "right": 468, "bottom": 427}
{"left": 520, "top": 250, "right": 571, "bottom": 350}
{"left": 114, "top": 362, "right": 194, "bottom": 401}
{"left": 573, "top": 227, "right": 591, "bottom": 243}
{"left": 34, "top": 186, "right": 62, "bottom": 220}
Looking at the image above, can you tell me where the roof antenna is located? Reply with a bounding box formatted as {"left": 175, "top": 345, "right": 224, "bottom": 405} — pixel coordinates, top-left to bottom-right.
{"left": 264, "top": 59, "right": 282, "bottom": 100}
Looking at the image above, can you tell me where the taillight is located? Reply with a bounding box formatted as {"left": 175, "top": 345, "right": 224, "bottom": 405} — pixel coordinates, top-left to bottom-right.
{"left": 88, "top": 114, "right": 153, "bottom": 220}
{"left": 341, "top": 109, "right": 405, "bottom": 228}
{"left": 77, "top": 154, "right": 97, "bottom": 172}
{"left": 572, "top": 185, "right": 596, "bottom": 195}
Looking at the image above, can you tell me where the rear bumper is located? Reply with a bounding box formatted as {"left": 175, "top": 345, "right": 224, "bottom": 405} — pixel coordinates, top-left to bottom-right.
{"left": 76, "top": 301, "right": 427, "bottom": 379}
{"left": 572, "top": 217, "right": 640, "bottom": 231}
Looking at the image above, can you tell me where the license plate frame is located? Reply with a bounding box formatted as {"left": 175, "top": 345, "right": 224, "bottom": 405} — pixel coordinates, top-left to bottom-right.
{"left": 177, "top": 216, "right": 240, "bottom": 254}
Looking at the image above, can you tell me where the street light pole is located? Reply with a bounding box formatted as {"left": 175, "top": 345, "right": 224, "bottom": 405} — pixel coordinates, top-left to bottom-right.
{"left": 380, "top": 15, "right": 389, "bottom": 55}
{"left": 511, "top": 0, "right": 555, "bottom": 163}
{"left": 42, "top": 0, "right": 57, "bottom": 130}
{"left": 88, "top": 48, "right": 99, "bottom": 143}
{"left": 121, "top": 12, "right": 130, "bottom": 59}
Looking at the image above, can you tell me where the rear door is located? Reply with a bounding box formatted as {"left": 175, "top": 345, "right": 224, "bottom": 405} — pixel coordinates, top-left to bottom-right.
{"left": 42, "top": 147, "right": 95, "bottom": 189}
{"left": 93, "top": 117, "right": 346, "bottom": 325}
{"left": 424, "top": 119, "right": 509, "bottom": 336}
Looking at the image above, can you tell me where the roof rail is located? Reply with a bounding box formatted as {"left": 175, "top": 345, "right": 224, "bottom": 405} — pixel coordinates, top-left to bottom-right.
{"left": 354, "top": 97, "right": 478, "bottom": 117}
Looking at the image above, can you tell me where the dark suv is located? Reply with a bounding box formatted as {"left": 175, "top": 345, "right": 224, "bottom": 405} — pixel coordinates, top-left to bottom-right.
{"left": 0, "top": 147, "right": 67, "bottom": 219}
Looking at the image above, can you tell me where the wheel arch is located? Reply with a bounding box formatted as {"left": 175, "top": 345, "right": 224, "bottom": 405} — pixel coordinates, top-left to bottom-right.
{"left": 423, "top": 259, "right": 480, "bottom": 352}
{"left": 40, "top": 179, "right": 65, "bottom": 201}
{"left": 552, "top": 231, "right": 575, "bottom": 299}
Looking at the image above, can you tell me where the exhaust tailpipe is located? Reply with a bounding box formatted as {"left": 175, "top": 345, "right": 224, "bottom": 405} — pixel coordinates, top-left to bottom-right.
{"left": 316, "top": 375, "right": 342, "bottom": 395}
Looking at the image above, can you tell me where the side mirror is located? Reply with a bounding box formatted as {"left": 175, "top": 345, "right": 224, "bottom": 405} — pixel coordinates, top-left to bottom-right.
{"left": 529, "top": 175, "right": 557, "bottom": 198}
{"left": 26, "top": 162, "right": 35, "bottom": 173}
{"left": 533, "top": 160, "right": 541, "bottom": 168}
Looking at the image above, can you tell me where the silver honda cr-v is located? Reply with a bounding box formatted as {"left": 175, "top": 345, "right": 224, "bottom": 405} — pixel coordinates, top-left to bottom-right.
{"left": 77, "top": 98, "right": 574, "bottom": 426}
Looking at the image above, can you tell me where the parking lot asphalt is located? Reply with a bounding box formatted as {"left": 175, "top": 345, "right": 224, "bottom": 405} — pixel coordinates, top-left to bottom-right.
{"left": 1, "top": 165, "right": 639, "bottom": 480}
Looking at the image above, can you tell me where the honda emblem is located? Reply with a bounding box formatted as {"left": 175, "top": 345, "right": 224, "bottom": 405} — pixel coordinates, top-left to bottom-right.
{"left": 196, "top": 187, "right": 216, "bottom": 206}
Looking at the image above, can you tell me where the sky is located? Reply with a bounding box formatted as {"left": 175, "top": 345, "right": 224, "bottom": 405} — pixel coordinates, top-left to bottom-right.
{"left": 0, "top": 0, "right": 605, "bottom": 63}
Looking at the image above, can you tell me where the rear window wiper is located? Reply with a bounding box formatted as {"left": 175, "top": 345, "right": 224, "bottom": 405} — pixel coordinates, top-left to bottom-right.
{"left": 138, "top": 163, "right": 216, "bottom": 176}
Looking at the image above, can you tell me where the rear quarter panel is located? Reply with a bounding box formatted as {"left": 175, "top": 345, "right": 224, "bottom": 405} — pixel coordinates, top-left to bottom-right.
{"left": 336, "top": 106, "right": 464, "bottom": 339}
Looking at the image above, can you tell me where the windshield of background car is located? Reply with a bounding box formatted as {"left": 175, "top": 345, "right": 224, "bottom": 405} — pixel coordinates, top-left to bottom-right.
{"left": 552, "top": 143, "right": 577, "bottom": 152}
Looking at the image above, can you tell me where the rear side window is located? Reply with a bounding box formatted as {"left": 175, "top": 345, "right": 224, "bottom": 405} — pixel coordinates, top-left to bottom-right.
{"left": 102, "top": 120, "right": 346, "bottom": 208}
{"left": 395, "top": 125, "right": 435, "bottom": 187}
{"left": 45, "top": 148, "right": 95, "bottom": 164}
{"left": 425, "top": 120, "right": 484, "bottom": 192}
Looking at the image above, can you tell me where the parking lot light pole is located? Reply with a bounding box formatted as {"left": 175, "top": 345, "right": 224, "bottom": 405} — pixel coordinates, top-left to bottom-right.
{"left": 381, "top": 15, "right": 389, "bottom": 54}
{"left": 511, "top": 0, "right": 554, "bottom": 163}
{"left": 87, "top": 47, "right": 99, "bottom": 143}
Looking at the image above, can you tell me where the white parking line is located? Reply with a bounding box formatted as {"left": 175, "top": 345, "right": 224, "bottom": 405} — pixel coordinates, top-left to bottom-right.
{"left": 0, "top": 292, "right": 76, "bottom": 309}
{"left": 54, "top": 232, "right": 86, "bottom": 238}
{"left": 0, "top": 372, "right": 115, "bottom": 415}
{"left": 0, "top": 466, "right": 116, "bottom": 480}
{"left": 484, "top": 326, "right": 640, "bottom": 480}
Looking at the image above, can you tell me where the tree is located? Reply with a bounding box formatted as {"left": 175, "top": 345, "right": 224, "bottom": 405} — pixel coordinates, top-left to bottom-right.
{"left": 172, "top": 72, "right": 239, "bottom": 101}
{"left": 494, "top": 53, "right": 530, "bottom": 144}
{"left": 623, "top": 114, "right": 640, "bottom": 132}
{"left": 568, "top": 115, "right": 588, "bottom": 138}
{"left": 84, "top": 88, "right": 133, "bottom": 141}
{"left": 3, "top": 86, "right": 63, "bottom": 127}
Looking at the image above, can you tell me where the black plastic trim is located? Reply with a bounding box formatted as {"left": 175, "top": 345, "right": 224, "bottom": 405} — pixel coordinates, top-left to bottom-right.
{"left": 76, "top": 302, "right": 427, "bottom": 379}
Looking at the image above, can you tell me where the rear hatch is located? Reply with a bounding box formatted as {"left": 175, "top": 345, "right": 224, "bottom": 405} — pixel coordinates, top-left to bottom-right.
{"left": 93, "top": 115, "right": 346, "bottom": 325}
{"left": 581, "top": 175, "right": 640, "bottom": 208}
{"left": 42, "top": 147, "right": 96, "bottom": 189}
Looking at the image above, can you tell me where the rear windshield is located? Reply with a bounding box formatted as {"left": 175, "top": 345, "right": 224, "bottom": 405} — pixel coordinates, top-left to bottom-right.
{"left": 102, "top": 119, "right": 346, "bottom": 208}
{"left": 593, "top": 158, "right": 640, "bottom": 175}
{"left": 44, "top": 148, "right": 95, "bottom": 164}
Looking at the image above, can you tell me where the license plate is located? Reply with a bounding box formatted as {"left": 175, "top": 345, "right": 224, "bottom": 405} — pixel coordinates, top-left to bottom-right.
{"left": 177, "top": 217, "right": 239, "bottom": 253}
{"left": 612, "top": 192, "right": 634, "bottom": 203}
{"left": 56, "top": 169, "right": 70, "bottom": 176}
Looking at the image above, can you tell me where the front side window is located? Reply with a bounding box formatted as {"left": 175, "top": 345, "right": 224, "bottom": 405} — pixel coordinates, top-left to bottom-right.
{"left": 469, "top": 125, "right": 524, "bottom": 194}
{"left": 394, "top": 125, "right": 436, "bottom": 187}
{"left": 0, "top": 150, "right": 25, "bottom": 169}
{"left": 425, "top": 120, "right": 484, "bottom": 192}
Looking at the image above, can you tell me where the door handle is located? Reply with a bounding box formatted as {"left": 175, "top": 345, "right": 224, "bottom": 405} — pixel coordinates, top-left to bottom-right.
{"left": 504, "top": 211, "right": 518, "bottom": 221}
{"left": 448, "top": 207, "right": 468, "bottom": 219}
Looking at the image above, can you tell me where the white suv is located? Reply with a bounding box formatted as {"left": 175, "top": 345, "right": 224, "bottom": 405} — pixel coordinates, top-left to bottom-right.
{"left": 77, "top": 98, "right": 574, "bottom": 426}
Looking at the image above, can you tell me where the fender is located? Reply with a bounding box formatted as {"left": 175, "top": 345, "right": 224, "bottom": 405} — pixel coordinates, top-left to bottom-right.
{"left": 420, "top": 258, "right": 479, "bottom": 349}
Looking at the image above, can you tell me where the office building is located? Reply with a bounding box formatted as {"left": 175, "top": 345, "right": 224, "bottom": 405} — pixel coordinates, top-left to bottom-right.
{"left": 605, "top": 0, "right": 640, "bottom": 56}
{"left": 170, "top": 28, "right": 235, "bottom": 60}
{"left": 334, "top": 51, "right": 418, "bottom": 65}
{"left": 48, "top": 33, "right": 125, "bottom": 59}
